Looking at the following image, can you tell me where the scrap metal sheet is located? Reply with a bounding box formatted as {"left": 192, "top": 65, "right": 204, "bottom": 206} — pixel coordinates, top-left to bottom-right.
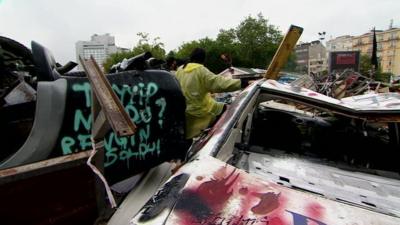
{"left": 131, "top": 156, "right": 400, "bottom": 225}
{"left": 241, "top": 151, "right": 400, "bottom": 217}
{"left": 261, "top": 79, "right": 400, "bottom": 111}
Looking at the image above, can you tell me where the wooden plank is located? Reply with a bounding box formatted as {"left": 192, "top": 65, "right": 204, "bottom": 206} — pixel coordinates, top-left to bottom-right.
{"left": 0, "top": 151, "right": 91, "bottom": 183}
{"left": 264, "top": 25, "right": 303, "bottom": 80}
{"left": 79, "top": 56, "right": 136, "bottom": 137}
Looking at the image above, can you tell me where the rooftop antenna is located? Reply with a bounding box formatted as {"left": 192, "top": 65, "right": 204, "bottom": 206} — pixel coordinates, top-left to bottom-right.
{"left": 389, "top": 19, "right": 393, "bottom": 29}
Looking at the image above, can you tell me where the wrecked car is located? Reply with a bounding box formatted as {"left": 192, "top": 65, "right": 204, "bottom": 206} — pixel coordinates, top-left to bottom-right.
{"left": 0, "top": 37, "right": 190, "bottom": 224}
{"left": 122, "top": 78, "right": 400, "bottom": 225}
{"left": 1, "top": 30, "right": 400, "bottom": 225}
{"left": 0, "top": 37, "right": 189, "bottom": 179}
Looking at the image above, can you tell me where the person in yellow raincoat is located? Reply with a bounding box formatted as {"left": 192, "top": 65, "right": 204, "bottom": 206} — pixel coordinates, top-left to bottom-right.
{"left": 175, "top": 48, "right": 241, "bottom": 139}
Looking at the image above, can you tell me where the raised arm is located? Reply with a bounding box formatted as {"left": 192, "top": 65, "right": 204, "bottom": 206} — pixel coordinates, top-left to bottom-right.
{"left": 201, "top": 67, "right": 241, "bottom": 93}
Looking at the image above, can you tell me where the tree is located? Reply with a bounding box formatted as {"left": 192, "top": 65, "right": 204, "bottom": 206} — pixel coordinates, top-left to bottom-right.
{"left": 283, "top": 53, "right": 297, "bottom": 72}
{"left": 103, "top": 51, "right": 137, "bottom": 73}
{"left": 103, "top": 32, "right": 166, "bottom": 72}
{"left": 166, "top": 50, "right": 176, "bottom": 59}
{"left": 132, "top": 32, "right": 166, "bottom": 59}
{"left": 234, "top": 13, "right": 282, "bottom": 68}
{"left": 175, "top": 40, "right": 202, "bottom": 60}
{"left": 359, "top": 54, "right": 392, "bottom": 82}
{"left": 359, "top": 54, "right": 374, "bottom": 76}
{"left": 376, "top": 72, "right": 393, "bottom": 83}
{"left": 175, "top": 13, "right": 284, "bottom": 73}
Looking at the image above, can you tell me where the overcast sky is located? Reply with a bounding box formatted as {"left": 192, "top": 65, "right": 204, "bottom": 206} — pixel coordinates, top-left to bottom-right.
{"left": 1, "top": 0, "right": 399, "bottom": 64}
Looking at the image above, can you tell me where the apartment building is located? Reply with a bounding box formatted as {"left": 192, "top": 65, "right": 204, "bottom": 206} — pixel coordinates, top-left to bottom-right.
{"left": 326, "top": 35, "right": 354, "bottom": 52}
{"left": 76, "top": 34, "right": 127, "bottom": 70}
{"left": 352, "top": 28, "right": 400, "bottom": 76}
{"left": 294, "top": 40, "right": 327, "bottom": 74}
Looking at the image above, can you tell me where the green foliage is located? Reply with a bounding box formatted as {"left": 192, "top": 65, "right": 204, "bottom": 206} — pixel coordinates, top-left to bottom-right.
{"left": 359, "top": 54, "right": 373, "bottom": 76}
{"left": 376, "top": 72, "right": 393, "bottom": 83}
{"left": 103, "top": 51, "right": 137, "bottom": 73}
{"left": 104, "top": 13, "right": 290, "bottom": 74}
{"left": 103, "top": 32, "right": 166, "bottom": 72}
{"left": 132, "top": 32, "right": 166, "bottom": 59}
{"left": 283, "top": 52, "right": 297, "bottom": 72}
{"left": 235, "top": 13, "right": 282, "bottom": 67}
{"left": 175, "top": 40, "right": 202, "bottom": 60}
{"left": 359, "top": 54, "right": 392, "bottom": 82}
{"left": 175, "top": 13, "right": 284, "bottom": 73}
{"left": 166, "top": 50, "right": 176, "bottom": 59}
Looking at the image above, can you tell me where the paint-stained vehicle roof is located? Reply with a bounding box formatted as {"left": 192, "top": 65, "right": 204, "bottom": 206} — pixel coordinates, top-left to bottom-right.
{"left": 120, "top": 79, "right": 400, "bottom": 225}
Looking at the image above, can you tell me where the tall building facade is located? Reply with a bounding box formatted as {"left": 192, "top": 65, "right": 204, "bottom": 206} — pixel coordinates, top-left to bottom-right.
{"left": 326, "top": 28, "right": 400, "bottom": 76}
{"left": 294, "top": 42, "right": 310, "bottom": 73}
{"left": 352, "top": 28, "right": 400, "bottom": 76}
{"left": 294, "top": 40, "right": 327, "bottom": 74}
{"left": 326, "top": 35, "right": 354, "bottom": 52}
{"left": 76, "top": 33, "right": 123, "bottom": 70}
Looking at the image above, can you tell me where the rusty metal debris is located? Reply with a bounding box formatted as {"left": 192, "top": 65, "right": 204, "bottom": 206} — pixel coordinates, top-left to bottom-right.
{"left": 314, "top": 69, "right": 378, "bottom": 99}
{"left": 293, "top": 69, "right": 399, "bottom": 100}
{"left": 79, "top": 55, "right": 136, "bottom": 140}
{"left": 79, "top": 56, "right": 138, "bottom": 209}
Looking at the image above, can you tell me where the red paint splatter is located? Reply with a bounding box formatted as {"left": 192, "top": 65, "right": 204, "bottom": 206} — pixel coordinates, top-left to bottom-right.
{"left": 236, "top": 190, "right": 254, "bottom": 222}
{"left": 176, "top": 211, "right": 197, "bottom": 225}
{"left": 212, "top": 165, "right": 230, "bottom": 180}
{"left": 175, "top": 167, "right": 241, "bottom": 224}
{"left": 308, "top": 92, "right": 318, "bottom": 96}
{"left": 196, "top": 168, "right": 240, "bottom": 211}
{"left": 251, "top": 192, "right": 281, "bottom": 215}
{"left": 175, "top": 166, "right": 296, "bottom": 225}
{"left": 196, "top": 176, "right": 204, "bottom": 181}
{"left": 236, "top": 184, "right": 286, "bottom": 224}
{"left": 345, "top": 75, "right": 358, "bottom": 85}
{"left": 239, "top": 187, "right": 249, "bottom": 195}
{"left": 269, "top": 216, "right": 286, "bottom": 225}
{"left": 306, "top": 202, "right": 325, "bottom": 219}
{"left": 263, "top": 191, "right": 290, "bottom": 225}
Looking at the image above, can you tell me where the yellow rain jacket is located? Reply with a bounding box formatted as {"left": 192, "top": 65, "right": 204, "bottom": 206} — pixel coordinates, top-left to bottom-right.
{"left": 175, "top": 63, "right": 241, "bottom": 139}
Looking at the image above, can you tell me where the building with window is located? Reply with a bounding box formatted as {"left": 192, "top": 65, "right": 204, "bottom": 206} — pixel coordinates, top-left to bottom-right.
{"left": 294, "top": 43, "right": 310, "bottom": 73}
{"left": 352, "top": 28, "right": 400, "bottom": 76}
{"left": 294, "top": 40, "right": 327, "bottom": 74}
{"left": 76, "top": 33, "right": 127, "bottom": 71}
{"left": 326, "top": 35, "right": 354, "bottom": 52}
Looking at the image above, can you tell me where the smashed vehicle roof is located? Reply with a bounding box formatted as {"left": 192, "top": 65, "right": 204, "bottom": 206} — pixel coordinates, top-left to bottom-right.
{"left": 261, "top": 79, "right": 400, "bottom": 119}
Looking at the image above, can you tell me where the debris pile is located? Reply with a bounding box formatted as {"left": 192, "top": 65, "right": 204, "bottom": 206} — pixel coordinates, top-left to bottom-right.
{"left": 292, "top": 69, "right": 399, "bottom": 99}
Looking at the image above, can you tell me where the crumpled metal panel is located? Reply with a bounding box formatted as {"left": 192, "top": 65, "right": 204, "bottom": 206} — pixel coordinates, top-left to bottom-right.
{"left": 131, "top": 156, "right": 400, "bottom": 225}
{"left": 241, "top": 151, "right": 400, "bottom": 217}
{"left": 261, "top": 79, "right": 400, "bottom": 111}
{"left": 4, "top": 81, "right": 36, "bottom": 105}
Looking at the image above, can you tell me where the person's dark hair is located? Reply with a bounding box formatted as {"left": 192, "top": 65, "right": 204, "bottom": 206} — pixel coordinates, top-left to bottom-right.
{"left": 189, "top": 48, "right": 206, "bottom": 64}
{"left": 166, "top": 56, "right": 175, "bottom": 65}
{"left": 166, "top": 56, "right": 176, "bottom": 70}
{"left": 176, "top": 58, "right": 187, "bottom": 68}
